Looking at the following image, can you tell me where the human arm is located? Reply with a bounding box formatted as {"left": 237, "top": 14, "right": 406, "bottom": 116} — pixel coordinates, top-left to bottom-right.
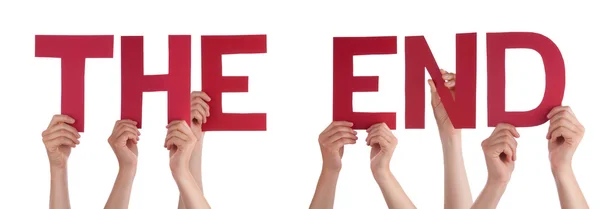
{"left": 309, "top": 121, "right": 357, "bottom": 209}
{"left": 428, "top": 70, "right": 473, "bottom": 209}
{"left": 166, "top": 121, "right": 211, "bottom": 209}
{"left": 368, "top": 123, "right": 416, "bottom": 209}
{"left": 546, "top": 106, "right": 588, "bottom": 209}
{"left": 42, "top": 114, "right": 81, "bottom": 209}
{"left": 471, "top": 124, "right": 519, "bottom": 209}
{"left": 104, "top": 120, "right": 140, "bottom": 209}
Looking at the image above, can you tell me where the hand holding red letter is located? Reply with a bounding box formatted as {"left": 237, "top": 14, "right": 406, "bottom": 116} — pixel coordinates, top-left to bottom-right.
{"left": 108, "top": 120, "right": 140, "bottom": 168}
{"left": 165, "top": 121, "right": 198, "bottom": 175}
{"left": 42, "top": 115, "right": 81, "bottom": 169}
{"left": 366, "top": 123, "right": 398, "bottom": 172}
{"left": 318, "top": 121, "right": 358, "bottom": 172}
{"left": 481, "top": 123, "right": 520, "bottom": 184}
{"left": 546, "top": 106, "right": 585, "bottom": 171}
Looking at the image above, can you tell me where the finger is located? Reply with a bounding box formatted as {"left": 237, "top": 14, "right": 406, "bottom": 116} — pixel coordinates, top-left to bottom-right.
{"left": 427, "top": 79, "right": 438, "bottom": 93}
{"left": 43, "top": 127, "right": 80, "bottom": 145}
{"left": 492, "top": 123, "right": 520, "bottom": 138}
{"left": 117, "top": 123, "right": 140, "bottom": 136}
{"left": 43, "top": 123, "right": 80, "bottom": 139}
{"left": 191, "top": 91, "right": 212, "bottom": 102}
{"left": 547, "top": 106, "right": 575, "bottom": 119}
{"left": 502, "top": 143, "right": 514, "bottom": 162}
{"left": 444, "top": 80, "right": 455, "bottom": 89}
{"left": 47, "top": 136, "right": 76, "bottom": 148}
{"left": 48, "top": 114, "right": 75, "bottom": 128}
{"left": 167, "top": 129, "right": 189, "bottom": 142}
{"left": 191, "top": 96, "right": 210, "bottom": 117}
{"left": 166, "top": 135, "right": 187, "bottom": 149}
{"left": 366, "top": 123, "right": 384, "bottom": 132}
{"left": 326, "top": 130, "right": 358, "bottom": 144}
{"left": 191, "top": 109, "right": 205, "bottom": 125}
{"left": 173, "top": 121, "right": 195, "bottom": 139}
{"left": 191, "top": 103, "right": 208, "bottom": 123}
{"left": 547, "top": 117, "right": 579, "bottom": 139}
{"left": 324, "top": 126, "right": 356, "bottom": 141}
{"left": 331, "top": 138, "right": 357, "bottom": 149}
{"left": 323, "top": 121, "right": 353, "bottom": 133}
{"left": 117, "top": 130, "right": 139, "bottom": 144}
{"left": 442, "top": 72, "right": 456, "bottom": 81}
{"left": 550, "top": 127, "right": 576, "bottom": 142}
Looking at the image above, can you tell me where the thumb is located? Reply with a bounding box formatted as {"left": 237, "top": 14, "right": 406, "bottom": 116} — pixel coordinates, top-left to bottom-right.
{"left": 428, "top": 79, "right": 438, "bottom": 94}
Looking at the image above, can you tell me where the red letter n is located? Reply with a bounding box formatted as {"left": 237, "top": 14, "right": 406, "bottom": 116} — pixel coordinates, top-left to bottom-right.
{"left": 404, "top": 33, "right": 477, "bottom": 129}
{"left": 35, "top": 35, "right": 114, "bottom": 132}
{"left": 487, "top": 32, "right": 565, "bottom": 127}
{"left": 332, "top": 37, "right": 397, "bottom": 130}
{"left": 121, "top": 35, "right": 191, "bottom": 128}
{"left": 201, "top": 35, "right": 267, "bottom": 131}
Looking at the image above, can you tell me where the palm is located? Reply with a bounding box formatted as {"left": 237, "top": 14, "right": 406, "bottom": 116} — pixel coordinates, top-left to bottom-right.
{"left": 548, "top": 137, "right": 575, "bottom": 166}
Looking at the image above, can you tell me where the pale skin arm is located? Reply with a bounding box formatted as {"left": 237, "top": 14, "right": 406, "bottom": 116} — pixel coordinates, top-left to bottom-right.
{"left": 553, "top": 168, "right": 588, "bottom": 209}
{"left": 49, "top": 167, "right": 70, "bottom": 209}
{"left": 104, "top": 168, "right": 136, "bottom": 209}
{"left": 43, "top": 115, "right": 81, "bottom": 209}
{"left": 471, "top": 181, "right": 508, "bottom": 209}
{"left": 367, "top": 123, "right": 415, "bottom": 209}
{"left": 309, "top": 121, "right": 357, "bottom": 209}
{"left": 178, "top": 91, "right": 211, "bottom": 209}
{"left": 428, "top": 71, "right": 473, "bottom": 209}
{"left": 175, "top": 171, "right": 210, "bottom": 209}
{"left": 471, "top": 124, "right": 519, "bottom": 209}
{"left": 167, "top": 121, "right": 210, "bottom": 209}
{"left": 373, "top": 169, "right": 416, "bottom": 209}
{"left": 309, "top": 168, "right": 341, "bottom": 209}
{"left": 441, "top": 132, "right": 473, "bottom": 209}
{"left": 546, "top": 106, "right": 588, "bottom": 209}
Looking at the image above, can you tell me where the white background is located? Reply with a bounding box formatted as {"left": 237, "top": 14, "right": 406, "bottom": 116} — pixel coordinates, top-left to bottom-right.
{"left": 0, "top": 1, "right": 598, "bottom": 208}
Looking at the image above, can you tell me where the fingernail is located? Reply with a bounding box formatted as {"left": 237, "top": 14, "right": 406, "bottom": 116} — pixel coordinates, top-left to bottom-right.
{"left": 447, "top": 81, "right": 455, "bottom": 85}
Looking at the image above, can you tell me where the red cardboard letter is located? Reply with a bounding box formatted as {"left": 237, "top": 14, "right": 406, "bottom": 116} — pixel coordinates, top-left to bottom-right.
{"left": 404, "top": 33, "right": 477, "bottom": 129}
{"left": 332, "top": 37, "right": 397, "bottom": 129}
{"left": 121, "top": 35, "right": 191, "bottom": 128}
{"left": 35, "top": 35, "right": 114, "bottom": 132}
{"left": 201, "top": 35, "right": 267, "bottom": 131}
{"left": 487, "top": 32, "right": 565, "bottom": 127}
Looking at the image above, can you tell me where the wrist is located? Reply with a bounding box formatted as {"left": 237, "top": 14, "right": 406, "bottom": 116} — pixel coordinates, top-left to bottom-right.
{"left": 50, "top": 166, "right": 67, "bottom": 177}
{"left": 118, "top": 166, "right": 137, "bottom": 177}
{"left": 486, "top": 177, "right": 510, "bottom": 188}
{"left": 372, "top": 168, "right": 393, "bottom": 181}
{"left": 552, "top": 165, "right": 574, "bottom": 178}
{"left": 321, "top": 166, "right": 341, "bottom": 176}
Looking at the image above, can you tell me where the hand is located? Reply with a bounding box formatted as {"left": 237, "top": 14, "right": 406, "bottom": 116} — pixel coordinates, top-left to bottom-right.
{"left": 190, "top": 91, "right": 211, "bottom": 149}
{"left": 318, "top": 121, "right": 357, "bottom": 172}
{"left": 545, "top": 106, "right": 585, "bottom": 171}
{"left": 481, "top": 123, "right": 520, "bottom": 185}
{"left": 108, "top": 120, "right": 140, "bottom": 168}
{"left": 427, "top": 69, "right": 459, "bottom": 137}
{"left": 42, "top": 115, "right": 81, "bottom": 169}
{"left": 165, "top": 121, "right": 197, "bottom": 175}
{"left": 367, "top": 123, "right": 398, "bottom": 172}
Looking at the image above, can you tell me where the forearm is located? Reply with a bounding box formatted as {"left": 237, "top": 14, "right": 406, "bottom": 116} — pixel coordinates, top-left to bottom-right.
{"left": 441, "top": 132, "right": 473, "bottom": 209}
{"left": 471, "top": 181, "right": 507, "bottom": 209}
{"left": 49, "top": 167, "right": 70, "bottom": 209}
{"left": 175, "top": 171, "right": 211, "bottom": 209}
{"left": 373, "top": 169, "right": 416, "bottom": 209}
{"left": 552, "top": 167, "right": 589, "bottom": 209}
{"left": 104, "top": 167, "right": 136, "bottom": 209}
{"left": 178, "top": 160, "right": 202, "bottom": 209}
{"left": 309, "top": 168, "right": 340, "bottom": 209}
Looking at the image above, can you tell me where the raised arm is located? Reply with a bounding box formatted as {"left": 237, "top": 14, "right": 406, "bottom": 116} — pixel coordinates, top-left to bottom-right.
{"left": 427, "top": 70, "right": 473, "bottom": 209}
{"left": 104, "top": 120, "right": 140, "bottom": 209}
{"left": 166, "top": 121, "right": 210, "bottom": 209}
{"left": 368, "top": 123, "right": 416, "bottom": 209}
{"left": 178, "top": 91, "right": 212, "bottom": 209}
{"left": 546, "top": 106, "right": 588, "bottom": 209}
{"left": 309, "top": 121, "right": 357, "bottom": 209}
{"left": 472, "top": 124, "right": 519, "bottom": 209}
{"left": 42, "top": 114, "right": 81, "bottom": 209}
